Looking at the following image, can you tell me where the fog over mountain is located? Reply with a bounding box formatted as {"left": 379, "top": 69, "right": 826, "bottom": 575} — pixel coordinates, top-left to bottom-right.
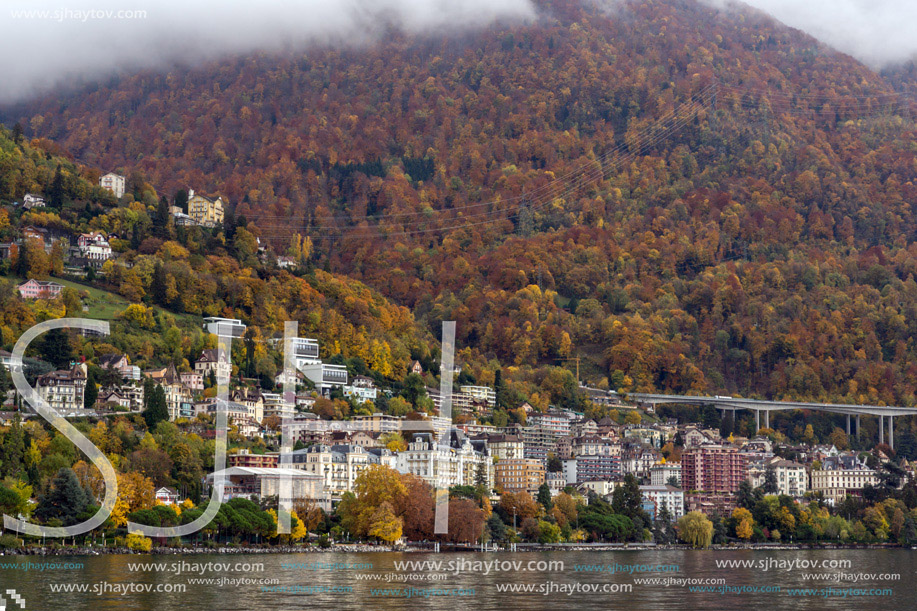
{"left": 1, "top": 0, "right": 536, "bottom": 103}
{"left": 2, "top": 0, "right": 914, "bottom": 105}
{"left": 712, "top": 0, "right": 917, "bottom": 69}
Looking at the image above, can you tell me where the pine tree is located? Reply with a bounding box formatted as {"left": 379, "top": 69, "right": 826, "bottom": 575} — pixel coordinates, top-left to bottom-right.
{"left": 156, "top": 196, "right": 171, "bottom": 230}
{"left": 151, "top": 261, "right": 168, "bottom": 306}
{"left": 131, "top": 224, "right": 142, "bottom": 250}
{"left": 34, "top": 468, "right": 90, "bottom": 525}
{"left": 143, "top": 385, "right": 169, "bottom": 429}
{"left": 611, "top": 474, "right": 645, "bottom": 520}
{"left": 475, "top": 462, "right": 487, "bottom": 488}
{"left": 0, "top": 362, "right": 12, "bottom": 398}
{"left": 1, "top": 416, "right": 25, "bottom": 478}
{"left": 763, "top": 467, "right": 779, "bottom": 494}
{"left": 173, "top": 189, "right": 189, "bottom": 213}
{"left": 494, "top": 368, "right": 511, "bottom": 410}
{"left": 36, "top": 328, "right": 74, "bottom": 369}
{"left": 536, "top": 483, "right": 553, "bottom": 510}
{"left": 11, "top": 123, "right": 23, "bottom": 145}
{"left": 84, "top": 367, "right": 99, "bottom": 409}
{"left": 49, "top": 165, "right": 65, "bottom": 208}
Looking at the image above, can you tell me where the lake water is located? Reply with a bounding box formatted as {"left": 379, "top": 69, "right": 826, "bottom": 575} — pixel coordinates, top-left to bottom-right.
{"left": 0, "top": 549, "right": 911, "bottom": 610}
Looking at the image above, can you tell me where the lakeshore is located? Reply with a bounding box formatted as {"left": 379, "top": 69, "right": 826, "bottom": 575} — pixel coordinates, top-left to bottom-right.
{"left": 0, "top": 542, "right": 912, "bottom": 556}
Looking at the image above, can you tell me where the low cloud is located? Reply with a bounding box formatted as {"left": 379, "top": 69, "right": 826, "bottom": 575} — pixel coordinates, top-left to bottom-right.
{"left": 713, "top": 0, "right": 917, "bottom": 68}
{"left": 1, "top": 0, "right": 536, "bottom": 104}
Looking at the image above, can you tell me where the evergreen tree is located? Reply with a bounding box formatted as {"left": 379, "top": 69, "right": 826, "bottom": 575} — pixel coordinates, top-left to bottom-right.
{"left": 224, "top": 210, "right": 236, "bottom": 241}
{"left": 719, "top": 413, "right": 734, "bottom": 439}
{"left": 1, "top": 416, "right": 25, "bottom": 478}
{"left": 0, "top": 362, "right": 12, "bottom": 398}
{"left": 156, "top": 195, "right": 171, "bottom": 230}
{"left": 762, "top": 467, "right": 779, "bottom": 494}
{"left": 151, "top": 261, "right": 168, "bottom": 306}
{"left": 475, "top": 461, "right": 487, "bottom": 488}
{"left": 34, "top": 468, "right": 90, "bottom": 525}
{"left": 401, "top": 373, "right": 426, "bottom": 408}
{"left": 174, "top": 189, "right": 189, "bottom": 213}
{"left": 736, "top": 480, "right": 763, "bottom": 509}
{"left": 84, "top": 367, "right": 99, "bottom": 409}
{"left": 131, "top": 223, "right": 142, "bottom": 250}
{"left": 36, "top": 328, "right": 75, "bottom": 369}
{"left": 11, "top": 123, "right": 23, "bottom": 145}
{"left": 653, "top": 505, "right": 677, "bottom": 544}
{"left": 48, "top": 165, "right": 65, "bottom": 208}
{"left": 143, "top": 385, "right": 169, "bottom": 429}
{"left": 611, "top": 474, "right": 646, "bottom": 520}
{"left": 487, "top": 513, "right": 506, "bottom": 542}
{"left": 494, "top": 368, "right": 510, "bottom": 410}
{"left": 536, "top": 483, "right": 553, "bottom": 510}
{"left": 902, "top": 516, "right": 917, "bottom": 545}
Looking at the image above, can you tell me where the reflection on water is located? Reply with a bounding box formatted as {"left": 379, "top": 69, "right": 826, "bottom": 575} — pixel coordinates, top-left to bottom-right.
{"left": 0, "top": 549, "right": 909, "bottom": 610}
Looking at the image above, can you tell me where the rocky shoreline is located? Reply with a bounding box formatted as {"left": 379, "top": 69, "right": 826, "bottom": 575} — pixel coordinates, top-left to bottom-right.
{"left": 0, "top": 542, "right": 911, "bottom": 556}
{"left": 0, "top": 544, "right": 401, "bottom": 556}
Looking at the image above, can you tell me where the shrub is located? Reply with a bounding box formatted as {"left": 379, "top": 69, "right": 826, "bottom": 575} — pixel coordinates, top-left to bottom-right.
{"left": 125, "top": 533, "right": 152, "bottom": 552}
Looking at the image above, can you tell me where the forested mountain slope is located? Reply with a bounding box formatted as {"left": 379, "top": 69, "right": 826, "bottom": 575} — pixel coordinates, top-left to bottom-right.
{"left": 7, "top": 0, "right": 917, "bottom": 405}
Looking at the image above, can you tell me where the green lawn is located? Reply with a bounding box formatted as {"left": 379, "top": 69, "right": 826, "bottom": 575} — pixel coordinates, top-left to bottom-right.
{"left": 54, "top": 277, "right": 200, "bottom": 327}
{"left": 52, "top": 276, "right": 131, "bottom": 319}
{"left": 5, "top": 274, "right": 200, "bottom": 327}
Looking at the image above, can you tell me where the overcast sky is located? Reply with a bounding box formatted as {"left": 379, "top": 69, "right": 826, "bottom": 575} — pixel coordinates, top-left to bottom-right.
{"left": 1, "top": 0, "right": 914, "bottom": 105}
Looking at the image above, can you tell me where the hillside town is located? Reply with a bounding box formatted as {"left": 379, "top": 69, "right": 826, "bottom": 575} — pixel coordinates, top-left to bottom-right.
{"left": 0, "top": 154, "right": 913, "bottom": 549}
{"left": 5, "top": 313, "right": 908, "bottom": 543}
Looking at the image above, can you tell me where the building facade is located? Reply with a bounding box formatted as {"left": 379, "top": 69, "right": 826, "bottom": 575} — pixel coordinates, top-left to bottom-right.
{"left": 99, "top": 173, "right": 125, "bottom": 198}
{"left": 681, "top": 445, "right": 749, "bottom": 493}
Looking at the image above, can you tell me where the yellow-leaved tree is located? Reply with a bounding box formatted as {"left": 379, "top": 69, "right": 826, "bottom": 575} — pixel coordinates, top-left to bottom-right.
{"left": 110, "top": 471, "right": 155, "bottom": 527}
{"left": 367, "top": 502, "right": 403, "bottom": 543}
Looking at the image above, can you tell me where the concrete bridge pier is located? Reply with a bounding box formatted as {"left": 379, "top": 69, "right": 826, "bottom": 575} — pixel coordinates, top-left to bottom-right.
{"left": 880, "top": 415, "right": 884, "bottom": 446}
{"left": 889, "top": 416, "right": 894, "bottom": 451}
{"left": 846, "top": 414, "right": 851, "bottom": 436}
{"left": 764, "top": 410, "right": 770, "bottom": 429}
{"left": 856, "top": 415, "right": 860, "bottom": 439}
{"left": 755, "top": 410, "right": 760, "bottom": 431}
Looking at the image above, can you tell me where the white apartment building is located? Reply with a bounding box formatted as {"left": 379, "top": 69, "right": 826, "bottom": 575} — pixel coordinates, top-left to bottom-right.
{"left": 810, "top": 455, "right": 878, "bottom": 505}
{"left": 261, "top": 392, "right": 295, "bottom": 421}
{"left": 344, "top": 375, "right": 378, "bottom": 402}
{"left": 452, "top": 385, "right": 496, "bottom": 413}
{"left": 202, "top": 317, "right": 245, "bottom": 338}
{"left": 640, "top": 485, "right": 685, "bottom": 520}
{"left": 396, "top": 432, "right": 490, "bottom": 490}
{"left": 527, "top": 410, "right": 575, "bottom": 437}
{"left": 285, "top": 444, "right": 396, "bottom": 499}
{"left": 75, "top": 232, "right": 112, "bottom": 266}
{"left": 649, "top": 462, "right": 682, "bottom": 487}
{"left": 572, "top": 435, "right": 622, "bottom": 457}
{"left": 748, "top": 457, "right": 808, "bottom": 497}
{"left": 352, "top": 412, "right": 402, "bottom": 434}
{"left": 99, "top": 173, "right": 125, "bottom": 198}
{"left": 299, "top": 362, "right": 348, "bottom": 396}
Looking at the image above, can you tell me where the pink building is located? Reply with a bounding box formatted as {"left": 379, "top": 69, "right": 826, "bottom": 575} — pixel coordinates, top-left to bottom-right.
{"left": 18, "top": 279, "right": 63, "bottom": 300}
{"left": 681, "top": 445, "right": 749, "bottom": 493}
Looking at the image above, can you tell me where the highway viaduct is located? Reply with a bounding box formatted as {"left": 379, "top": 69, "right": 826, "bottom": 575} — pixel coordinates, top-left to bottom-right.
{"left": 628, "top": 393, "right": 917, "bottom": 451}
